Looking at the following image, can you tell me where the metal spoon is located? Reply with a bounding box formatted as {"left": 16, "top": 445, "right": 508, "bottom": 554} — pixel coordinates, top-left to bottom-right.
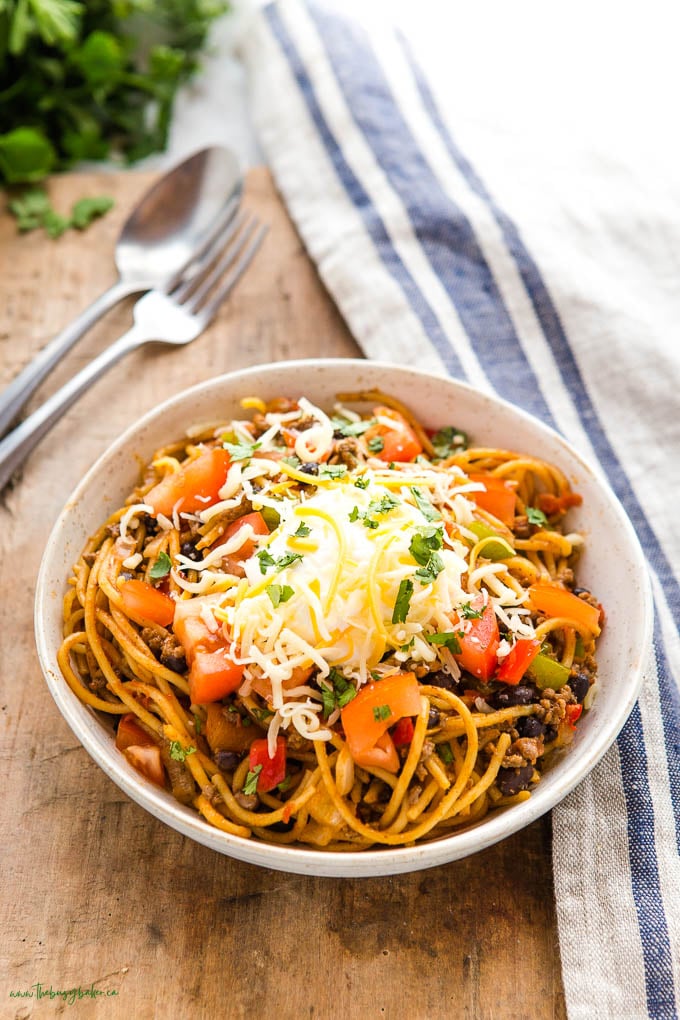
{"left": 0, "top": 146, "right": 242, "bottom": 438}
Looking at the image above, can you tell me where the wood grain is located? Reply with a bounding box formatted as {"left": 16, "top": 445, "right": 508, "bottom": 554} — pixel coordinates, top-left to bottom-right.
{"left": 0, "top": 169, "right": 566, "bottom": 1020}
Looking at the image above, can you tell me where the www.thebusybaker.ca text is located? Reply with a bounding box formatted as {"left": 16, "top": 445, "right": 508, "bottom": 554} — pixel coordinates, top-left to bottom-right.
{"left": 9, "top": 983, "right": 118, "bottom": 1006}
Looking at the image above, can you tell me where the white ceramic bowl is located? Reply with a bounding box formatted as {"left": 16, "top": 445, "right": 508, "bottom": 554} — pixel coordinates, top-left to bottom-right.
{"left": 35, "top": 360, "right": 653, "bottom": 876}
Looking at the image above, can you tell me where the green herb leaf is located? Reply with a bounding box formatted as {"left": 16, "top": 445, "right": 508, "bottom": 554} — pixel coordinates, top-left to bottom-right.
{"left": 367, "top": 494, "right": 400, "bottom": 515}
{"left": 318, "top": 463, "right": 348, "bottom": 478}
{"left": 256, "top": 550, "right": 303, "bottom": 575}
{"left": 348, "top": 506, "right": 360, "bottom": 523}
{"left": 149, "top": 550, "right": 172, "bottom": 580}
{"left": 8, "top": 187, "right": 52, "bottom": 231}
{"left": 0, "top": 128, "right": 56, "bottom": 184}
{"left": 460, "top": 602, "right": 484, "bottom": 620}
{"left": 367, "top": 435, "right": 385, "bottom": 454}
{"left": 373, "top": 704, "right": 392, "bottom": 722}
{"left": 266, "top": 583, "right": 295, "bottom": 608}
{"left": 223, "top": 439, "right": 261, "bottom": 462}
{"left": 277, "top": 775, "right": 292, "bottom": 793}
{"left": 426, "top": 632, "right": 462, "bottom": 653}
{"left": 70, "top": 194, "right": 114, "bottom": 230}
{"left": 293, "top": 522, "right": 311, "bottom": 538}
{"left": 320, "top": 668, "right": 356, "bottom": 718}
{"left": 242, "top": 765, "right": 263, "bottom": 796}
{"left": 431, "top": 425, "right": 469, "bottom": 459}
{"left": 410, "top": 486, "right": 442, "bottom": 522}
{"left": 415, "top": 552, "right": 445, "bottom": 585}
{"left": 526, "top": 506, "right": 548, "bottom": 527}
{"left": 437, "top": 742, "right": 454, "bottom": 765}
{"left": 354, "top": 475, "right": 370, "bottom": 490}
{"left": 331, "top": 416, "right": 374, "bottom": 437}
{"left": 169, "top": 740, "right": 196, "bottom": 763}
{"left": 392, "top": 579, "right": 414, "bottom": 624}
{"left": 409, "top": 526, "right": 444, "bottom": 566}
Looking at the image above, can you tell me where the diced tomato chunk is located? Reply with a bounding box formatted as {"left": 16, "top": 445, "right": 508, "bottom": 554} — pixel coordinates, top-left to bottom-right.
{"left": 468, "top": 474, "right": 517, "bottom": 527}
{"left": 565, "top": 703, "right": 583, "bottom": 729}
{"left": 341, "top": 672, "right": 421, "bottom": 759}
{"left": 352, "top": 731, "right": 400, "bottom": 773}
{"left": 212, "top": 511, "right": 269, "bottom": 575}
{"left": 363, "top": 406, "right": 422, "bottom": 463}
{"left": 453, "top": 603, "right": 500, "bottom": 681}
{"left": 496, "top": 638, "right": 541, "bottom": 685}
{"left": 189, "top": 648, "right": 244, "bottom": 705}
{"left": 115, "top": 714, "right": 156, "bottom": 752}
{"left": 145, "top": 447, "right": 230, "bottom": 516}
{"left": 249, "top": 736, "right": 287, "bottom": 792}
{"left": 119, "top": 579, "right": 175, "bottom": 627}
{"left": 122, "top": 744, "right": 165, "bottom": 787}
{"left": 391, "top": 717, "right": 415, "bottom": 747}
{"left": 536, "top": 491, "right": 583, "bottom": 517}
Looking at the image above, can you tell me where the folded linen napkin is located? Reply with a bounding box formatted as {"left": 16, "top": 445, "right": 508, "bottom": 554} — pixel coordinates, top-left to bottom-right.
{"left": 242, "top": 3, "right": 680, "bottom": 1017}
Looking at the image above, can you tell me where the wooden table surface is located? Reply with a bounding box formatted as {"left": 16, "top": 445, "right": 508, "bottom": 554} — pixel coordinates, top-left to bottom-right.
{"left": 0, "top": 168, "right": 567, "bottom": 1020}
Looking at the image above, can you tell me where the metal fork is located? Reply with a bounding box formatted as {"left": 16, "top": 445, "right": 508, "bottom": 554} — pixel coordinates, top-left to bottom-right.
{"left": 0, "top": 214, "right": 268, "bottom": 493}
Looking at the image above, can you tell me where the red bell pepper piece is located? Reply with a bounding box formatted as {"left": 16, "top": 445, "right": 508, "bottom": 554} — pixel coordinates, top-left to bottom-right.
{"left": 453, "top": 603, "right": 500, "bottom": 681}
{"left": 496, "top": 638, "right": 541, "bottom": 685}
{"left": 249, "top": 736, "right": 287, "bottom": 792}
{"left": 391, "top": 717, "right": 415, "bottom": 747}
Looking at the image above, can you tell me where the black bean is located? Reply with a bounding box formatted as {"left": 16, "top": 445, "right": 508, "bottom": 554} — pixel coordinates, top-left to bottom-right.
{"left": 422, "top": 671, "right": 457, "bottom": 691}
{"left": 544, "top": 726, "right": 558, "bottom": 743}
{"left": 119, "top": 571, "right": 135, "bottom": 582}
{"left": 427, "top": 708, "right": 441, "bottom": 728}
{"left": 160, "top": 651, "right": 186, "bottom": 673}
{"left": 571, "top": 586, "right": 591, "bottom": 597}
{"left": 516, "top": 716, "right": 546, "bottom": 738}
{"left": 493, "top": 684, "right": 535, "bottom": 708}
{"left": 496, "top": 765, "right": 534, "bottom": 797}
{"left": 300, "top": 462, "right": 319, "bottom": 476}
{"left": 214, "top": 751, "right": 241, "bottom": 771}
{"left": 180, "top": 541, "right": 202, "bottom": 562}
{"left": 569, "top": 672, "right": 590, "bottom": 704}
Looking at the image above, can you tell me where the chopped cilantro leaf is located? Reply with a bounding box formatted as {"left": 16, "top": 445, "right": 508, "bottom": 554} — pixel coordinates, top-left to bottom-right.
{"left": 169, "top": 741, "right": 196, "bottom": 763}
{"left": 431, "top": 425, "right": 469, "bottom": 459}
{"left": 283, "top": 455, "right": 302, "bottom": 469}
{"left": 318, "top": 463, "right": 348, "bottom": 479}
{"left": 363, "top": 517, "right": 379, "bottom": 530}
{"left": 460, "top": 602, "right": 484, "bottom": 620}
{"left": 415, "top": 551, "right": 445, "bottom": 585}
{"left": 426, "top": 631, "right": 462, "bottom": 654}
{"left": 257, "top": 549, "right": 303, "bottom": 575}
{"left": 527, "top": 506, "right": 548, "bottom": 527}
{"left": 409, "top": 526, "right": 444, "bottom": 566}
{"left": 410, "top": 486, "right": 442, "bottom": 522}
{"left": 320, "top": 669, "right": 356, "bottom": 718}
{"left": 266, "top": 583, "right": 295, "bottom": 608}
{"left": 331, "top": 416, "right": 375, "bottom": 437}
{"left": 242, "top": 765, "right": 262, "bottom": 796}
{"left": 400, "top": 638, "right": 415, "bottom": 652}
{"left": 223, "top": 439, "right": 261, "bottom": 462}
{"left": 149, "top": 550, "right": 172, "bottom": 579}
{"left": 367, "top": 435, "right": 385, "bottom": 454}
{"left": 373, "top": 704, "right": 392, "bottom": 722}
{"left": 294, "top": 522, "right": 311, "bottom": 538}
{"left": 437, "top": 742, "right": 454, "bottom": 765}
{"left": 367, "top": 494, "right": 400, "bottom": 515}
{"left": 392, "top": 578, "right": 414, "bottom": 624}
{"left": 348, "top": 506, "right": 360, "bottom": 522}
{"left": 354, "top": 475, "right": 370, "bottom": 489}
{"left": 370, "top": 671, "right": 382, "bottom": 681}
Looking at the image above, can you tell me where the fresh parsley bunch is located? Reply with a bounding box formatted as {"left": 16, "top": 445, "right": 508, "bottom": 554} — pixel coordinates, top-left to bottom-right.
{"left": 0, "top": 0, "right": 228, "bottom": 185}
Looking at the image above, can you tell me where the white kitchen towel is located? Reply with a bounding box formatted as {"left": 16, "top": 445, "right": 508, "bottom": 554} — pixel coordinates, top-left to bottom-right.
{"left": 241, "top": 3, "right": 680, "bottom": 1016}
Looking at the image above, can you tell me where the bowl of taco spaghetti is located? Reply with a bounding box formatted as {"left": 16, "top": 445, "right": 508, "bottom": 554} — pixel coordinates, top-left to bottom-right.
{"left": 35, "top": 360, "right": 651, "bottom": 876}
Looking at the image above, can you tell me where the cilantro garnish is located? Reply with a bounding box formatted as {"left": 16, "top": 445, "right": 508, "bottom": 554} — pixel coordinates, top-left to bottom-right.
{"left": 410, "top": 486, "right": 442, "bottom": 522}
{"left": 169, "top": 741, "right": 196, "bottom": 763}
{"left": 348, "top": 506, "right": 360, "bottom": 523}
{"left": 373, "top": 704, "right": 392, "bottom": 722}
{"left": 223, "top": 439, "right": 261, "bottom": 462}
{"left": 293, "top": 522, "right": 311, "bottom": 538}
{"left": 431, "top": 425, "right": 469, "bottom": 459}
{"left": 257, "top": 549, "right": 303, "bottom": 575}
{"left": 400, "top": 638, "right": 415, "bottom": 652}
{"left": 527, "top": 506, "right": 548, "bottom": 527}
{"left": 283, "top": 455, "right": 302, "bottom": 469}
{"left": 242, "top": 765, "right": 263, "bottom": 796}
{"left": 426, "top": 632, "right": 462, "bottom": 653}
{"left": 436, "top": 742, "right": 454, "bottom": 765}
{"left": 8, "top": 188, "right": 114, "bottom": 238}
{"left": 409, "top": 527, "right": 445, "bottom": 585}
{"left": 460, "top": 602, "right": 484, "bottom": 620}
{"left": 266, "top": 583, "right": 295, "bottom": 608}
{"left": 415, "top": 553, "right": 444, "bottom": 585}
{"left": 331, "top": 417, "right": 375, "bottom": 437}
{"left": 320, "top": 668, "right": 357, "bottom": 718}
{"left": 354, "top": 475, "right": 370, "bottom": 489}
{"left": 149, "top": 550, "right": 172, "bottom": 579}
{"left": 368, "top": 494, "right": 400, "bottom": 515}
{"left": 392, "top": 579, "right": 414, "bottom": 624}
{"left": 367, "top": 436, "right": 385, "bottom": 454}
{"left": 318, "top": 463, "right": 348, "bottom": 479}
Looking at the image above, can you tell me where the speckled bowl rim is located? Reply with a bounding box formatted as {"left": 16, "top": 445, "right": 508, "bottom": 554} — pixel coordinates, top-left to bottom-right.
{"left": 35, "top": 360, "right": 653, "bottom": 877}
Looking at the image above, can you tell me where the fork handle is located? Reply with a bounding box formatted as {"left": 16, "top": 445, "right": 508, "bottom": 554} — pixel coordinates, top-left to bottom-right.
{"left": 0, "top": 278, "right": 140, "bottom": 439}
{"left": 0, "top": 323, "right": 147, "bottom": 494}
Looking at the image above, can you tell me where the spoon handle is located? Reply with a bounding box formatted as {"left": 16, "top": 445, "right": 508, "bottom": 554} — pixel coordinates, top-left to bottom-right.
{"left": 0, "top": 278, "right": 140, "bottom": 438}
{"left": 0, "top": 323, "right": 146, "bottom": 495}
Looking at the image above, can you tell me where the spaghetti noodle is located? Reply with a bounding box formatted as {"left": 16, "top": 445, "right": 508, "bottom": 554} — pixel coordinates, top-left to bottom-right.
{"left": 60, "top": 393, "right": 601, "bottom": 850}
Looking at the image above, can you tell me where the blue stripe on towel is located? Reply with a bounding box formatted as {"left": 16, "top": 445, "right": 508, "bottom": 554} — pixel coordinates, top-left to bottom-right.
{"left": 265, "top": 5, "right": 465, "bottom": 379}
{"left": 305, "top": 4, "right": 558, "bottom": 429}
{"left": 653, "top": 611, "right": 680, "bottom": 849}
{"left": 617, "top": 705, "right": 678, "bottom": 1018}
